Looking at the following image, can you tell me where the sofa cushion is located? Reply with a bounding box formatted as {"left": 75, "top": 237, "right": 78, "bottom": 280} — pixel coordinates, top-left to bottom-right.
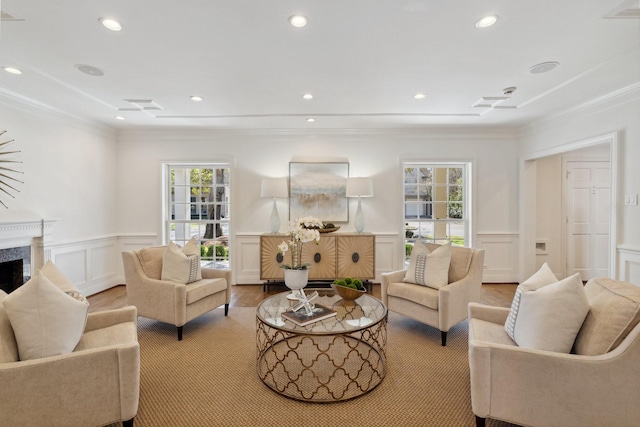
{"left": 505, "top": 263, "right": 558, "bottom": 340}
{"left": 162, "top": 241, "right": 201, "bottom": 284}
{"left": 0, "top": 290, "right": 19, "bottom": 363}
{"left": 3, "top": 271, "right": 89, "bottom": 360}
{"left": 136, "top": 246, "right": 166, "bottom": 280}
{"left": 386, "top": 281, "right": 439, "bottom": 310}
{"left": 185, "top": 278, "right": 228, "bottom": 305}
{"left": 574, "top": 277, "right": 640, "bottom": 355}
{"left": 507, "top": 273, "right": 590, "bottom": 353}
{"left": 470, "top": 317, "right": 518, "bottom": 347}
{"left": 426, "top": 243, "right": 473, "bottom": 283}
{"left": 403, "top": 241, "right": 451, "bottom": 289}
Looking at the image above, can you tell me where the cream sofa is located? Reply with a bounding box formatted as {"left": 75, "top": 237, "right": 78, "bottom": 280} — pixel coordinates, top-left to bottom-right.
{"left": 122, "top": 246, "right": 232, "bottom": 340}
{"left": 0, "top": 301, "right": 140, "bottom": 427}
{"left": 469, "top": 277, "right": 640, "bottom": 427}
{"left": 381, "top": 243, "right": 485, "bottom": 346}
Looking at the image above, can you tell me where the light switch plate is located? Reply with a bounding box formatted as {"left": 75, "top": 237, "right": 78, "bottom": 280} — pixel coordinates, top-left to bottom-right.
{"left": 625, "top": 194, "right": 638, "bottom": 206}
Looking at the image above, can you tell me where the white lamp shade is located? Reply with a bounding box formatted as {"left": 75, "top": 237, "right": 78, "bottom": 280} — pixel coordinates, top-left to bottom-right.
{"left": 346, "top": 177, "right": 373, "bottom": 198}
{"left": 261, "top": 178, "right": 289, "bottom": 198}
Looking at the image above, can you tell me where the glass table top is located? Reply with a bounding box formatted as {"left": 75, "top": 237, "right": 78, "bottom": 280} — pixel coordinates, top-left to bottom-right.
{"left": 256, "top": 288, "right": 387, "bottom": 334}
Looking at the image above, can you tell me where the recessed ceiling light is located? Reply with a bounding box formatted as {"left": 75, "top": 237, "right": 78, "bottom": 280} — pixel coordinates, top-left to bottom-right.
{"left": 190, "top": 96, "right": 203, "bottom": 102}
{"left": 289, "top": 15, "right": 307, "bottom": 27}
{"left": 115, "top": 116, "right": 126, "bottom": 121}
{"left": 529, "top": 61, "right": 560, "bottom": 74}
{"left": 303, "top": 93, "right": 313, "bottom": 100}
{"left": 306, "top": 118, "right": 315, "bottom": 122}
{"left": 100, "top": 18, "right": 122, "bottom": 31}
{"left": 414, "top": 93, "right": 426, "bottom": 99}
{"left": 2, "top": 67, "right": 22, "bottom": 75}
{"left": 476, "top": 15, "right": 499, "bottom": 28}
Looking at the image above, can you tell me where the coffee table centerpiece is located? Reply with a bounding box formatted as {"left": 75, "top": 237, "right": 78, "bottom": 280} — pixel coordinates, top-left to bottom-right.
{"left": 278, "top": 216, "right": 323, "bottom": 304}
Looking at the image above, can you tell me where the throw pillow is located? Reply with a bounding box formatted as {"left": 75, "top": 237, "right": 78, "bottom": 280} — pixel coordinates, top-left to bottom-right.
{"left": 403, "top": 241, "right": 451, "bottom": 289}
{"left": 0, "top": 290, "right": 19, "bottom": 363}
{"left": 182, "top": 237, "right": 203, "bottom": 280}
{"left": 505, "top": 263, "right": 558, "bottom": 340}
{"left": 161, "top": 241, "right": 201, "bottom": 284}
{"left": 507, "top": 273, "right": 590, "bottom": 353}
{"left": 3, "top": 272, "right": 90, "bottom": 361}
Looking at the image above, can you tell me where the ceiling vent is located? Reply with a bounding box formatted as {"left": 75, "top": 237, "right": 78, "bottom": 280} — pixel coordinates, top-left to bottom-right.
{"left": 605, "top": 0, "right": 640, "bottom": 18}
{"left": 121, "top": 99, "right": 164, "bottom": 111}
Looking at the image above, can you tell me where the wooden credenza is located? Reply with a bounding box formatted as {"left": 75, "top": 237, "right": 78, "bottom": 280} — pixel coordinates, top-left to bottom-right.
{"left": 260, "top": 233, "right": 375, "bottom": 282}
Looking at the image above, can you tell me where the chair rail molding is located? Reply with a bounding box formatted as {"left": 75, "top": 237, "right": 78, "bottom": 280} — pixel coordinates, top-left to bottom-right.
{"left": 618, "top": 244, "right": 640, "bottom": 285}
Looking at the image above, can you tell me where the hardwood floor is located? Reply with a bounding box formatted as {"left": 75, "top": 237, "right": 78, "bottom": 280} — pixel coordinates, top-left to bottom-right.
{"left": 88, "top": 282, "right": 516, "bottom": 312}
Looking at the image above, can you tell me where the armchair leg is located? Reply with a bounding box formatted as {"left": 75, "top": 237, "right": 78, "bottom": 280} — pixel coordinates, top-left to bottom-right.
{"left": 475, "top": 416, "right": 486, "bottom": 427}
{"left": 177, "top": 326, "right": 183, "bottom": 341}
{"left": 441, "top": 330, "right": 447, "bottom": 346}
{"left": 225, "top": 303, "right": 229, "bottom": 316}
{"left": 123, "top": 418, "right": 134, "bottom": 427}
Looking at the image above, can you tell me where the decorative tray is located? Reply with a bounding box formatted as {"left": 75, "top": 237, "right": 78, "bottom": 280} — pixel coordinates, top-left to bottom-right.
{"left": 319, "top": 226, "right": 340, "bottom": 233}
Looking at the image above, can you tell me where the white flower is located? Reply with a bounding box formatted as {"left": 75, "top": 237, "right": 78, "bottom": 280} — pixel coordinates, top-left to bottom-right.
{"left": 278, "top": 216, "right": 324, "bottom": 270}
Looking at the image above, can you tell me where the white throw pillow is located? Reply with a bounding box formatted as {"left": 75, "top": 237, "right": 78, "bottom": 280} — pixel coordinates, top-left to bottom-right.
{"left": 181, "top": 237, "right": 203, "bottom": 280}
{"left": 161, "top": 240, "right": 201, "bottom": 284}
{"left": 508, "top": 273, "right": 590, "bottom": 353}
{"left": 3, "top": 272, "right": 90, "bottom": 361}
{"left": 505, "top": 263, "right": 558, "bottom": 340}
{"left": 403, "top": 241, "right": 451, "bottom": 289}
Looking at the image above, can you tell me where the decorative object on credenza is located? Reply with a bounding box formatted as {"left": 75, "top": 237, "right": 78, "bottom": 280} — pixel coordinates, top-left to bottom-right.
{"left": 332, "top": 277, "right": 367, "bottom": 303}
{"left": 261, "top": 177, "right": 288, "bottom": 233}
{"left": 278, "top": 216, "right": 323, "bottom": 300}
{"left": 319, "top": 222, "right": 340, "bottom": 233}
{"left": 0, "top": 130, "right": 24, "bottom": 209}
{"left": 346, "top": 177, "right": 374, "bottom": 233}
{"left": 289, "top": 162, "right": 349, "bottom": 222}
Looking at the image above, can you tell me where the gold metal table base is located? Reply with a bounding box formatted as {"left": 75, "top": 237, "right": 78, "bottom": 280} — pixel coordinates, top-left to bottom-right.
{"left": 257, "top": 317, "right": 387, "bottom": 401}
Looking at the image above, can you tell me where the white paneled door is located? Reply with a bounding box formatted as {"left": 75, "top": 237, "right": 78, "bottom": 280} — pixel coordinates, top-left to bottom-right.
{"left": 565, "top": 161, "right": 610, "bottom": 280}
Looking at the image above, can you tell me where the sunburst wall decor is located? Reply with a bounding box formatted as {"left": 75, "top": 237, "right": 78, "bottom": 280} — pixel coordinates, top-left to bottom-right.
{"left": 0, "top": 130, "right": 24, "bottom": 208}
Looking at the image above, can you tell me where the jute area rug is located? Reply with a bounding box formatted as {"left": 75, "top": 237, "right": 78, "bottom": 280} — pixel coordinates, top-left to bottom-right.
{"left": 128, "top": 307, "right": 518, "bottom": 427}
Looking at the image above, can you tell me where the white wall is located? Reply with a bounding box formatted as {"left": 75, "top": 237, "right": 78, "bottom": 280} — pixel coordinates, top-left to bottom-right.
{"left": 0, "top": 101, "right": 122, "bottom": 295}
{"left": 116, "top": 128, "right": 521, "bottom": 283}
{"left": 520, "top": 89, "right": 640, "bottom": 284}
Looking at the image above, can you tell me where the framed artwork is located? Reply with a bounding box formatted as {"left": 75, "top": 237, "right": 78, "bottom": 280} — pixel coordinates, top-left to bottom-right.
{"left": 289, "top": 162, "right": 349, "bottom": 222}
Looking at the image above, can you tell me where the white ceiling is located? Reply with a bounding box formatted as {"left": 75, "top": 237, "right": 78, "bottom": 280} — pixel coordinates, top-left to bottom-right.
{"left": 0, "top": 0, "right": 638, "bottom": 131}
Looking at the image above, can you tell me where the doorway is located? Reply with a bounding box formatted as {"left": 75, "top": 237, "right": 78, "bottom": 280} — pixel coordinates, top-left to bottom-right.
{"left": 520, "top": 133, "right": 618, "bottom": 282}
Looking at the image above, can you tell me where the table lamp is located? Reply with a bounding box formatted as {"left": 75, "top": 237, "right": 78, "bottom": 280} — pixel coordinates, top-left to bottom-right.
{"left": 261, "top": 178, "right": 289, "bottom": 233}
{"left": 346, "top": 177, "right": 374, "bottom": 233}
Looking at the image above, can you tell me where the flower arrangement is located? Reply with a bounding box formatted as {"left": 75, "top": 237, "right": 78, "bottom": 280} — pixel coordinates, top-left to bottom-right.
{"left": 278, "top": 216, "right": 324, "bottom": 270}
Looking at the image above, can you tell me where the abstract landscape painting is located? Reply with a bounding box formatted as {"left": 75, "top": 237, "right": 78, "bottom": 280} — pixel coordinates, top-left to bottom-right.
{"left": 289, "top": 162, "right": 348, "bottom": 222}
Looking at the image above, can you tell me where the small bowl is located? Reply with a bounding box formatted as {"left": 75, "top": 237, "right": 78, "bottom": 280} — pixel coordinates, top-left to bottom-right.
{"left": 332, "top": 283, "right": 366, "bottom": 301}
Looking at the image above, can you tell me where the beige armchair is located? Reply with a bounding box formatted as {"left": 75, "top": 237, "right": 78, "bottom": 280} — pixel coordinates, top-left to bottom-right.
{"left": 0, "top": 305, "right": 140, "bottom": 427}
{"left": 122, "top": 246, "right": 232, "bottom": 340}
{"left": 469, "top": 277, "right": 640, "bottom": 427}
{"left": 381, "top": 243, "right": 484, "bottom": 346}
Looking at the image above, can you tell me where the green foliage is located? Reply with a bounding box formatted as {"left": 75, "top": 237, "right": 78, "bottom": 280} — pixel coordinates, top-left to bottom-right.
{"left": 332, "top": 278, "right": 365, "bottom": 291}
{"left": 405, "top": 243, "right": 414, "bottom": 256}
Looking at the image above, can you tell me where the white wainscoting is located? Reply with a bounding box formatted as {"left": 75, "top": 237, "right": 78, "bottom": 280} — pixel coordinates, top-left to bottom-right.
{"left": 475, "top": 233, "right": 519, "bottom": 283}
{"left": 618, "top": 245, "right": 640, "bottom": 285}
{"left": 234, "top": 233, "right": 402, "bottom": 284}
{"left": 46, "top": 234, "right": 159, "bottom": 296}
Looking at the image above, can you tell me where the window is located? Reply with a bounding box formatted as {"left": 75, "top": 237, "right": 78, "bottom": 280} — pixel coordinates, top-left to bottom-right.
{"left": 164, "top": 164, "right": 231, "bottom": 268}
{"left": 403, "top": 162, "right": 470, "bottom": 262}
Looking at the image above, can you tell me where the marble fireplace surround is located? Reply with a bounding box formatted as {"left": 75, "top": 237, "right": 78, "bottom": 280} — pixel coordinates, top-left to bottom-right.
{"left": 0, "top": 215, "right": 57, "bottom": 284}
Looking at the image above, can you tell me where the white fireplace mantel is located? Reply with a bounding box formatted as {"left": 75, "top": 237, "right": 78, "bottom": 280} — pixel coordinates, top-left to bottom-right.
{"left": 0, "top": 215, "right": 58, "bottom": 271}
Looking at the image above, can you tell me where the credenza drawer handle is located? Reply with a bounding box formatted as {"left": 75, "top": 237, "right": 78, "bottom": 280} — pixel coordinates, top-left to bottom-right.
{"left": 352, "top": 252, "right": 359, "bottom": 263}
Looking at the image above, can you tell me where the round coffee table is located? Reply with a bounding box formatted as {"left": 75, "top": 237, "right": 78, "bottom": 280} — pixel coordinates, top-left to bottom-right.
{"left": 256, "top": 288, "right": 388, "bottom": 402}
